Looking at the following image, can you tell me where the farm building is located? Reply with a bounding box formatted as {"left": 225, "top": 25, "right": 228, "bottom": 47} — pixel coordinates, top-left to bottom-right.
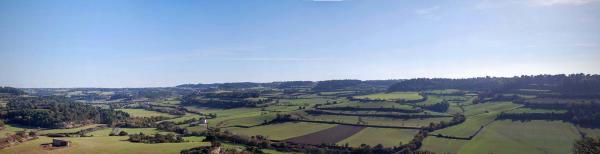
{"left": 189, "top": 118, "right": 208, "bottom": 127}
{"left": 52, "top": 138, "right": 70, "bottom": 147}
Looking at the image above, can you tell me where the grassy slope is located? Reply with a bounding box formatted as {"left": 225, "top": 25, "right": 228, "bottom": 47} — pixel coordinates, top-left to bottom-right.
{"left": 338, "top": 127, "right": 418, "bottom": 147}
{"left": 459, "top": 120, "right": 580, "bottom": 154}
{"left": 116, "top": 109, "right": 175, "bottom": 118}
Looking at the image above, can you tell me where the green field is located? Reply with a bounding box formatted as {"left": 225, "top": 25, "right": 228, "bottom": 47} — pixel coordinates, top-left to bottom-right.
{"left": 432, "top": 102, "right": 520, "bottom": 138}
{"left": 324, "top": 101, "right": 415, "bottom": 109}
{"left": 338, "top": 128, "right": 418, "bottom": 147}
{"left": 116, "top": 109, "right": 176, "bottom": 118}
{"left": 353, "top": 92, "right": 422, "bottom": 101}
{"left": 307, "top": 114, "right": 451, "bottom": 127}
{"left": 225, "top": 122, "right": 337, "bottom": 140}
{"left": 463, "top": 101, "right": 521, "bottom": 116}
{"left": 2, "top": 136, "right": 207, "bottom": 154}
{"left": 87, "top": 127, "right": 169, "bottom": 137}
{"left": 578, "top": 127, "right": 600, "bottom": 138}
{"left": 0, "top": 124, "right": 35, "bottom": 137}
{"left": 37, "top": 124, "right": 105, "bottom": 135}
{"left": 421, "top": 137, "right": 469, "bottom": 153}
{"left": 505, "top": 107, "right": 567, "bottom": 114}
{"left": 459, "top": 120, "right": 580, "bottom": 154}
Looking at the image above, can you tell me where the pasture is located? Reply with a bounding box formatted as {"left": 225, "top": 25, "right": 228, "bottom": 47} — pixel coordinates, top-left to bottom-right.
{"left": 2, "top": 136, "right": 206, "bottom": 154}
{"left": 37, "top": 124, "right": 105, "bottom": 135}
{"left": 306, "top": 114, "right": 451, "bottom": 128}
{"left": 353, "top": 92, "right": 422, "bottom": 101}
{"left": 116, "top": 109, "right": 176, "bottom": 118}
{"left": 338, "top": 127, "right": 418, "bottom": 147}
{"left": 459, "top": 120, "right": 580, "bottom": 154}
{"left": 421, "top": 137, "right": 468, "bottom": 153}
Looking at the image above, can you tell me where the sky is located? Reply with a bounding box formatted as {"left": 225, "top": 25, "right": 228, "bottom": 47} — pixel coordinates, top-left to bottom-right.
{"left": 1, "top": 0, "right": 599, "bottom": 88}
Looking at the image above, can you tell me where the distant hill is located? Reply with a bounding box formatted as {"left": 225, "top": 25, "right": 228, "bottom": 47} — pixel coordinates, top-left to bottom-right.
{"left": 0, "top": 86, "right": 26, "bottom": 95}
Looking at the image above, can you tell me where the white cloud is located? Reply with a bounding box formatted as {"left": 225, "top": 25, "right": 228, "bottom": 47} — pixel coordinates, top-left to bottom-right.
{"left": 415, "top": 6, "right": 442, "bottom": 20}
{"left": 415, "top": 6, "right": 440, "bottom": 15}
{"left": 530, "top": 0, "right": 598, "bottom": 6}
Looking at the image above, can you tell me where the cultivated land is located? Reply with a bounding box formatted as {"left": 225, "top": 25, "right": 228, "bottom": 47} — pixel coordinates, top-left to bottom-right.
{"left": 225, "top": 122, "right": 337, "bottom": 140}
{"left": 285, "top": 125, "right": 365, "bottom": 145}
{"left": 2, "top": 74, "right": 600, "bottom": 153}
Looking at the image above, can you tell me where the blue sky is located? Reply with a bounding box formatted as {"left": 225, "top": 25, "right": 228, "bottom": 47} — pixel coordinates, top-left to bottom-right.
{"left": 1, "top": 0, "right": 599, "bottom": 88}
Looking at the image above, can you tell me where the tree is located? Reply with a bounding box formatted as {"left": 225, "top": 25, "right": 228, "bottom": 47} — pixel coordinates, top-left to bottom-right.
{"left": 574, "top": 137, "right": 600, "bottom": 154}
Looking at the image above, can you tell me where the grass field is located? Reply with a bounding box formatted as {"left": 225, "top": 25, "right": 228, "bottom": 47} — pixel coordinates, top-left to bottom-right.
{"left": 338, "top": 128, "right": 418, "bottom": 147}
{"left": 505, "top": 107, "right": 567, "bottom": 114}
{"left": 433, "top": 111, "right": 499, "bottom": 137}
{"left": 2, "top": 136, "right": 207, "bottom": 154}
{"left": 164, "top": 113, "right": 203, "bottom": 123}
{"left": 306, "top": 114, "right": 451, "bottom": 127}
{"left": 116, "top": 109, "right": 176, "bottom": 118}
{"left": 225, "top": 122, "right": 337, "bottom": 140}
{"left": 578, "top": 127, "right": 600, "bottom": 138}
{"left": 324, "top": 101, "right": 415, "bottom": 109}
{"left": 184, "top": 107, "right": 265, "bottom": 127}
{"left": 463, "top": 101, "right": 521, "bottom": 116}
{"left": 459, "top": 120, "right": 580, "bottom": 154}
{"left": 421, "top": 137, "right": 469, "bottom": 153}
{"left": 87, "top": 127, "right": 168, "bottom": 137}
{"left": 353, "top": 92, "right": 422, "bottom": 101}
{"left": 37, "top": 124, "right": 105, "bottom": 135}
{"left": 0, "top": 124, "right": 35, "bottom": 137}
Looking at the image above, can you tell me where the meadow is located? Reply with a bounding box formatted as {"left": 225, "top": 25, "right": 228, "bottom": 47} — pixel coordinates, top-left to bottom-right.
{"left": 116, "top": 109, "right": 176, "bottom": 118}
{"left": 338, "top": 127, "right": 418, "bottom": 147}
{"left": 352, "top": 92, "right": 423, "bottom": 101}
{"left": 459, "top": 120, "right": 580, "bottom": 154}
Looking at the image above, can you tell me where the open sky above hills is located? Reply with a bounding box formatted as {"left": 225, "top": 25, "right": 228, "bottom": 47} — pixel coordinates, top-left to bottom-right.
{"left": 1, "top": 0, "right": 599, "bottom": 88}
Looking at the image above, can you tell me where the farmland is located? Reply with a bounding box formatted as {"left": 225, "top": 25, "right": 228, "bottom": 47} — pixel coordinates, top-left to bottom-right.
{"left": 338, "top": 127, "right": 419, "bottom": 147}
{"left": 353, "top": 92, "right": 423, "bottom": 101}
{"left": 285, "top": 125, "right": 365, "bottom": 145}
{"left": 225, "top": 122, "right": 337, "bottom": 140}
{"left": 116, "top": 109, "right": 176, "bottom": 118}
{"left": 459, "top": 120, "right": 580, "bottom": 154}
{"left": 2, "top": 74, "right": 600, "bottom": 153}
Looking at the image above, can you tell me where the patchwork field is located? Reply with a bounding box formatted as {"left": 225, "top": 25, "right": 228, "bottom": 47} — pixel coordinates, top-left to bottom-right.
{"left": 306, "top": 114, "right": 451, "bottom": 128}
{"left": 338, "top": 127, "right": 418, "bottom": 147}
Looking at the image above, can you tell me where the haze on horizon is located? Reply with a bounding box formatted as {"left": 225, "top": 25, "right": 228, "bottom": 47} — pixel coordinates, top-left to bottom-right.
{"left": 1, "top": 0, "right": 599, "bottom": 88}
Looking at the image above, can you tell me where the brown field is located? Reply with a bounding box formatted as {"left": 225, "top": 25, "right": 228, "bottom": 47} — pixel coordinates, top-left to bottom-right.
{"left": 285, "top": 125, "right": 365, "bottom": 145}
